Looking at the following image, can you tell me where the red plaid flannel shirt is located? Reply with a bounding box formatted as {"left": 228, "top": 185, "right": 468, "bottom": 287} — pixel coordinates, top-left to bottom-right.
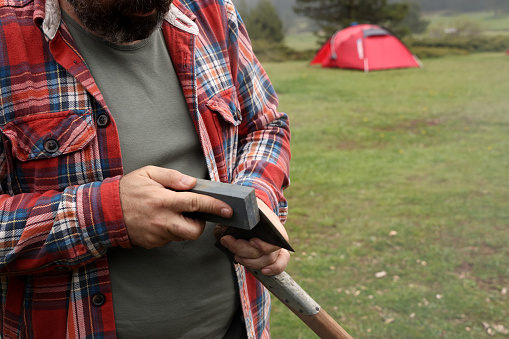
{"left": 0, "top": 0, "right": 291, "bottom": 337}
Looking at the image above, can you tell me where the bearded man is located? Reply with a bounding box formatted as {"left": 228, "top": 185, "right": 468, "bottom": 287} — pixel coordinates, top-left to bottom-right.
{"left": 0, "top": 0, "right": 291, "bottom": 338}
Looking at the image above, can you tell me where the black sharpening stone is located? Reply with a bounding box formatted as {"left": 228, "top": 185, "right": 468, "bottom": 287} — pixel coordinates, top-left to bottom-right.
{"left": 185, "top": 179, "right": 260, "bottom": 230}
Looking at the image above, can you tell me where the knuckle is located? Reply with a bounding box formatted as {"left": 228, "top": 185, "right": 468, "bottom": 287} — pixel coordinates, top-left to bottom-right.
{"left": 154, "top": 197, "right": 168, "bottom": 211}
{"left": 186, "top": 196, "right": 200, "bottom": 212}
{"left": 273, "top": 249, "right": 282, "bottom": 260}
{"left": 142, "top": 236, "right": 159, "bottom": 249}
{"left": 167, "top": 220, "right": 202, "bottom": 241}
{"left": 267, "top": 254, "right": 278, "bottom": 266}
{"left": 166, "top": 168, "right": 183, "bottom": 182}
{"left": 225, "top": 240, "right": 237, "bottom": 254}
{"left": 166, "top": 222, "right": 182, "bottom": 238}
{"left": 239, "top": 259, "right": 255, "bottom": 269}
{"left": 187, "top": 228, "right": 201, "bottom": 241}
{"left": 252, "top": 248, "right": 264, "bottom": 259}
{"left": 140, "top": 165, "right": 157, "bottom": 176}
{"left": 221, "top": 240, "right": 235, "bottom": 253}
{"left": 272, "top": 265, "right": 285, "bottom": 275}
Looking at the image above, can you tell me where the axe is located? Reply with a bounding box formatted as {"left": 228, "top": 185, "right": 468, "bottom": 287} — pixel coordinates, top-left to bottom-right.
{"left": 187, "top": 179, "right": 353, "bottom": 339}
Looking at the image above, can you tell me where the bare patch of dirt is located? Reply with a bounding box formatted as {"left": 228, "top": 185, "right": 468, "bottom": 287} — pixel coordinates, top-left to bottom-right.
{"left": 455, "top": 261, "right": 474, "bottom": 279}
{"left": 334, "top": 140, "right": 358, "bottom": 150}
{"left": 378, "top": 119, "right": 443, "bottom": 132}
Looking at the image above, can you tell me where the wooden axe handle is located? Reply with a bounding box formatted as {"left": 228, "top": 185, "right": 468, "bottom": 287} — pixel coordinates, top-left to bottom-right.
{"left": 250, "top": 269, "right": 353, "bottom": 339}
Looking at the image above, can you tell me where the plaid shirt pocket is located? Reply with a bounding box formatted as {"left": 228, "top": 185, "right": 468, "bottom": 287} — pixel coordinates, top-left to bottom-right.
{"left": 0, "top": 110, "right": 97, "bottom": 193}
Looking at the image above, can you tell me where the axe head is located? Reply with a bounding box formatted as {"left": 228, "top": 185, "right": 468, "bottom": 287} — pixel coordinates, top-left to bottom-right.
{"left": 214, "top": 202, "right": 294, "bottom": 252}
{"left": 185, "top": 179, "right": 294, "bottom": 252}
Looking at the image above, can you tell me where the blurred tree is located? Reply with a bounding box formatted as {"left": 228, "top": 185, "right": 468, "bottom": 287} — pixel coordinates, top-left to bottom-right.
{"left": 293, "top": 0, "right": 410, "bottom": 40}
{"left": 235, "top": 0, "right": 249, "bottom": 18}
{"left": 489, "top": 0, "right": 509, "bottom": 17}
{"left": 413, "top": 0, "right": 509, "bottom": 12}
{"left": 401, "top": 1, "right": 429, "bottom": 35}
{"left": 242, "top": 0, "right": 285, "bottom": 43}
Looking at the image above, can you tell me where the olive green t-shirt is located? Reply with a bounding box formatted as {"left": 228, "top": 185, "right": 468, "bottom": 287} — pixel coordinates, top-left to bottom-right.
{"left": 63, "top": 13, "right": 239, "bottom": 338}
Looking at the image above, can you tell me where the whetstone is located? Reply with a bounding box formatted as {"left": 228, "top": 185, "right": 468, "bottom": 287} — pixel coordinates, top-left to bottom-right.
{"left": 185, "top": 179, "right": 260, "bottom": 230}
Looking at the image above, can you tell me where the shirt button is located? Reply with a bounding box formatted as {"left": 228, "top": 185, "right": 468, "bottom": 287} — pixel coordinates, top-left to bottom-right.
{"left": 91, "top": 293, "right": 106, "bottom": 307}
{"left": 97, "top": 114, "right": 110, "bottom": 128}
{"left": 44, "top": 139, "right": 59, "bottom": 153}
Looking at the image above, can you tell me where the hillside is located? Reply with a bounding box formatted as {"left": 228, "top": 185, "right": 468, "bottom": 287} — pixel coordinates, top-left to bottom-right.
{"left": 232, "top": 0, "right": 508, "bottom": 21}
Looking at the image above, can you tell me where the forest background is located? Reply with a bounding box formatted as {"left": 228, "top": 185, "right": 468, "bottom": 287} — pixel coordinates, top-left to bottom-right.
{"left": 231, "top": 0, "right": 509, "bottom": 61}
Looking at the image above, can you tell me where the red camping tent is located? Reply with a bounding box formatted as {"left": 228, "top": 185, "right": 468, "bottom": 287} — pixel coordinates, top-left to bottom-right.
{"left": 506, "top": 48, "right": 509, "bottom": 55}
{"left": 311, "top": 24, "right": 422, "bottom": 72}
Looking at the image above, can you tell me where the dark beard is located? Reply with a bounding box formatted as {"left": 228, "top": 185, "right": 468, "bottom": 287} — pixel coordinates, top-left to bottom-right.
{"left": 66, "top": 0, "right": 172, "bottom": 44}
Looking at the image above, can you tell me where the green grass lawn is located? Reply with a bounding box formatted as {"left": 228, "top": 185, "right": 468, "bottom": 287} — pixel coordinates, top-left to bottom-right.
{"left": 426, "top": 11, "right": 509, "bottom": 34}
{"left": 262, "top": 53, "right": 509, "bottom": 338}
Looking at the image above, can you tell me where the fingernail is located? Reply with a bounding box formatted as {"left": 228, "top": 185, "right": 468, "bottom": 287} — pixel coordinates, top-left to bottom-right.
{"left": 220, "top": 237, "right": 227, "bottom": 246}
{"left": 180, "top": 175, "right": 194, "bottom": 186}
{"left": 221, "top": 208, "right": 232, "bottom": 218}
{"left": 262, "top": 268, "right": 273, "bottom": 275}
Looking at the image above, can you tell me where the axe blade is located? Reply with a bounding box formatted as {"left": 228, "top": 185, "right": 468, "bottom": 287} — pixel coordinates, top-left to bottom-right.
{"left": 217, "top": 205, "right": 294, "bottom": 252}
{"left": 185, "top": 179, "right": 294, "bottom": 251}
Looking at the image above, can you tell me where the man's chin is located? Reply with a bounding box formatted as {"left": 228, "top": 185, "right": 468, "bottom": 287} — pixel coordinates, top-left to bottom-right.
{"left": 105, "top": 29, "right": 157, "bottom": 45}
{"left": 96, "top": 15, "right": 163, "bottom": 44}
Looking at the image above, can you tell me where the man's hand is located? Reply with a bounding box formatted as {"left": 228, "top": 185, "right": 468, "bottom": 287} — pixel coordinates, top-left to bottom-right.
{"left": 119, "top": 166, "right": 233, "bottom": 249}
{"left": 220, "top": 199, "right": 291, "bottom": 276}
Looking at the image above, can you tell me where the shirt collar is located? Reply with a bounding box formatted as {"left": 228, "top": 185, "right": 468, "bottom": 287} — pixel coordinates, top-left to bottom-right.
{"left": 39, "top": 0, "right": 59, "bottom": 40}
{"left": 165, "top": 3, "right": 199, "bottom": 36}
{"left": 38, "top": 0, "right": 198, "bottom": 40}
